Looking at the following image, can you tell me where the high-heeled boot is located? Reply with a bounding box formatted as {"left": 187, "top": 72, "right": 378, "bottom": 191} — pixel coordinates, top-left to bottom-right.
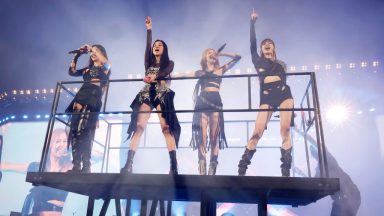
{"left": 169, "top": 150, "right": 178, "bottom": 175}
{"left": 69, "top": 139, "right": 82, "bottom": 172}
{"left": 198, "top": 159, "right": 207, "bottom": 175}
{"left": 208, "top": 155, "right": 218, "bottom": 175}
{"left": 238, "top": 147, "right": 256, "bottom": 176}
{"left": 280, "top": 147, "right": 292, "bottom": 177}
{"left": 120, "top": 150, "right": 135, "bottom": 174}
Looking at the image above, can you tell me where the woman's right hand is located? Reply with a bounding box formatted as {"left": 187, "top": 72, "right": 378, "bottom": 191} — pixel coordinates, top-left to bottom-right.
{"left": 79, "top": 44, "right": 92, "bottom": 54}
{"left": 251, "top": 8, "right": 258, "bottom": 22}
{"left": 145, "top": 16, "right": 152, "bottom": 29}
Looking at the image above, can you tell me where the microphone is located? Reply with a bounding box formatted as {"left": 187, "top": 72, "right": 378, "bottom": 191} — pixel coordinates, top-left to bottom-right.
{"left": 217, "top": 43, "right": 227, "bottom": 54}
{"left": 68, "top": 50, "right": 82, "bottom": 54}
{"left": 68, "top": 47, "right": 88, "bottom": 54}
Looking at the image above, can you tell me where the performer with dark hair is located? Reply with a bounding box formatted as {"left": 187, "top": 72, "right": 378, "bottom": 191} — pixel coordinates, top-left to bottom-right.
{"left": 238, "top": 8, "right": 294, "bottom": 177}
{"left": 66, "top": 44, "right": 111, "bottom": 173}
{"left": 121, "top": 16, "right": 180, "bottom": 175}
{"left": 190, "top": 46, "right": 241, "bottom": 175}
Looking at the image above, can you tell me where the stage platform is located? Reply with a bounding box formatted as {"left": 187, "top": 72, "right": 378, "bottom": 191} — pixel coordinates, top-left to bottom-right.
{"left": 26, "top": 172, "right": 339, "bottom": 216}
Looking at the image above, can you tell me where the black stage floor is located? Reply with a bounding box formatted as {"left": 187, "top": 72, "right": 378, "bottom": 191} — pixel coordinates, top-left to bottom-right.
{"left": 26, "top": 172, "right": 339, "bottom": 215}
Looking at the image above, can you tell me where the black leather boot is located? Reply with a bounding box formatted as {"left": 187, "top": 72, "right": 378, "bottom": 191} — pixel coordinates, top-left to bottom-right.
{"left": 120, "top": 150, "right": 135, "bottom": 174}
{"left": 208, "top": 161, "right": 218, "bottom": 175}
{"left": 280, "top": 147, "right": 292, "bottom": 177}
{"left": 238, "top": 147, "right": 256, "bottom": 176}
{"left": 169, "top": 150, "right": 178, "bottom": 175}
{"left": 198, "top": 159, "right": 206, "bottom": 175}
{"left": 69, "top": 139, "right": 82, "bottom": 172}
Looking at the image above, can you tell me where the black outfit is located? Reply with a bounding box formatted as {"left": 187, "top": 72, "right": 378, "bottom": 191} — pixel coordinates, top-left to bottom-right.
{"left": 190, "top": 71, "right": 227, "bottom": 151}
{"left": 250, "top": 21, "right": 293, "bottom": 109}
{"left": 122, "top": 29, "right": 180, "bottom": 175}
{"left": 127, "top": 29, "right": 181, "bottom": 146}
{"left": 21, "top": 162, "right": 68, "bottom": 215}
{"left": 66, "top": 59, "right": 110, "bottom": 172}
{"left": 238, "top": 20, "right": 294, "bottom": 177}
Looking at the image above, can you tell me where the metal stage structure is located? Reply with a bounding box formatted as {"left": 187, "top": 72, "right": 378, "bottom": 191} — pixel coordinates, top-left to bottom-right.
{"left": 26, "top": 72, "right": 339, "bottom": 215}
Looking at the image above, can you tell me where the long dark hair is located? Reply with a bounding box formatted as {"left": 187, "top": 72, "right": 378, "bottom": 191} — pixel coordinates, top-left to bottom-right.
{"left": 150, "top": 40, "right": 170, "bottom": 70}
{"left": 88, "top": 44, "right": 109, "bottom": 68}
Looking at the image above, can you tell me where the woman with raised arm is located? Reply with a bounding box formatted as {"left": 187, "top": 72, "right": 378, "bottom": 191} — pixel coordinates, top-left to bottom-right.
{"left": 66, "top": 44, "right": 111, "bottom": 173}
{"left": 191, "top": 46, "right": 241, "bottom": 175}
{"left": 237, "top": 9, "right": 294, "bottom": 177}
{"left": 121, "top": 16, "right": 180, "bottom": 175}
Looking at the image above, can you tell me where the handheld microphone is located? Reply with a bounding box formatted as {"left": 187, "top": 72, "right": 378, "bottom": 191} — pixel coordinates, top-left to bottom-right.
{"left": 68, "top": 50, "right": 82, "bottom": 54}
{"left": 68, "top": 47, "right": 88, "bottom": 54}
{"left": 217, "top": 43, "right": 227, "bottom": 54}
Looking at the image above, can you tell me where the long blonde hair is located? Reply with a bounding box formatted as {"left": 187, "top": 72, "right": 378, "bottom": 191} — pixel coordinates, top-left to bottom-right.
{"left": 200, "top": 48, "right": 220, "bottom": 71}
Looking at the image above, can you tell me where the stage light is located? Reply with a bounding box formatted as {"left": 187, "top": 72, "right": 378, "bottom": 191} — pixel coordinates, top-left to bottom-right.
{"left": 326, "top": 103, "right": 350, "bottom": 126}
{"left": 62, "top": 114, "right": 67, "bottom": 118}
{"left": 325, "top": 64, "right": 331, "bottom": 70}
{"left": 45, "top": 115, "right": 50, "bottom": 118}
{"left": 5, "top": 117, "right": 9, "bottom": 120}
{"left": 349, "top": 63, "right": 355, "bottom": 68}
{"left": 99, "top": 113, "right": 104, "bottom": 116}
{"left": 42, "top": 89, "right": 47, "bottom": 94}
{"left": 301, "top": 65, "right": 307, "bottom": 71}
{"left": 361, "top": 61, "right": 367, "bottom": 68}
{"left": 50, "top": 89, "right": 54, "bottom": 93}
{"left": 23, "top": 115, "right": 28, "bottom": 119}
{"left": 11, "top": 116, "right": 15, "bottom": 119}
{"left": 20, "top": 90, "right": 24, "bottom": 95}
{"left": 36, "top": 115, "right": 41, "bottom": 119}
{"left": 290, "top": 66, "right": 296, "bottom": 71}
{"left": 357, "top": 111, "right": 363, "bottom": 115}
{"left": 314, "top": 65, "right": 320, "bottom": 70}
{"left": 247, "top": 67, "right": 253, "bottom": 73}
{"left": 12, "top": 90, "right": 17, "bottom": 95}
{"left": 336, "top": 64, "right": 342, "bottom": 69}
{"left": 369, "top": 108, "right": 375, "bottom": 112}
{"left": 35, "top": 89, "right": 40, "bottom": 94}
{"left": 26, "top": 90, "right": 31, "bottom": 95}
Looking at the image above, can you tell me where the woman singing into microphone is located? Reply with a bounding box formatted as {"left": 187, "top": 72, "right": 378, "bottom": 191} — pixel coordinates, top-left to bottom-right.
{"left": 190, "top": 46, "right": 241, "bottom": 175}
{"left": 66, "top": 44, "right": 111, "bottom": 173}
{"left": 121, "top": 16, "right": 180, "bottom": 175}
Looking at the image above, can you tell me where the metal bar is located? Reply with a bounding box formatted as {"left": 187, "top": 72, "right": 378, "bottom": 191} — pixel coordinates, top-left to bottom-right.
{"left": 99, "top": 199, "right": 111, "bottom": 216}
{"left": 39, "top": 82, "right": 61, "bottom": 172}
{"left": 115, "top": 199, "right": 122, "bottom": 216}
{"left": 311, "top": 72, "right": 329, "bottom": 178}
{"left": 87, "top": 197, "right": 95, "bottom": 216}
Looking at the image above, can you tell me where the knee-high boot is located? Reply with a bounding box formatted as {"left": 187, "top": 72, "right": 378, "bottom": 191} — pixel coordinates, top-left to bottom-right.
{"left": 238, "top": 147, "right": 256, "bottom": 176}
{"left": 69, "top": 136, "right": 82, "bottom": 172}
{"left": 280, "top": 147, "right": 292, "bottom": 177}
{"left": 120, "top": 150, "right": 135, "bottom": 174}
{"left": 169, "top": 150, "right": 178, "bottom": 175}
{"left": 198, "top": 148, "right": 206, "bottom": 175}
{"left": 208, "top": 155, "right": 218, "bottom": 175}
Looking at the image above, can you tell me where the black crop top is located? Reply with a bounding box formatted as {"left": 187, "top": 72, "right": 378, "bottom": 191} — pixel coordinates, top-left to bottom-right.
{"left": 195, "top": 70, "right": 222, "bottom": 89}
{"left": 250, "top": 20, "right": 287, "bottom": 85}
{"left": 69, "top": 64, "right": 110, "bottom": 88}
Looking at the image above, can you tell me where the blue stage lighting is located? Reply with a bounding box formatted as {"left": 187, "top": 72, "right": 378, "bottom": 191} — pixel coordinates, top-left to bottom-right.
{"left": 23, "top": 115, "right": 28, "bottom": 119}
{"left": 36, "top": 115, "right": 41, "bottom": 119}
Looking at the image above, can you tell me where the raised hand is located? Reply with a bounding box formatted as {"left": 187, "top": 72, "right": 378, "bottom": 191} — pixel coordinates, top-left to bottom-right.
{"left": 145, "top": 16, "right": 152, "bottom": 29}
{"left": 251, "top": 8, "right": 258, "bottom": 22}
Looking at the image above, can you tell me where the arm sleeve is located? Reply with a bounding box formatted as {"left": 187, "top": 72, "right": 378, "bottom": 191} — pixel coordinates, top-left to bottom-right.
{"left": 157, "top": 61, "right": 174, "bottom": 80}
{"left": 68, "top": 54, "right": 86, "bottom": 76}
{"left": 144, "top": 29, "right": 152, "bottom": 70}
{"left": 250, "top": 20, "right": 260, "bottom": 67}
